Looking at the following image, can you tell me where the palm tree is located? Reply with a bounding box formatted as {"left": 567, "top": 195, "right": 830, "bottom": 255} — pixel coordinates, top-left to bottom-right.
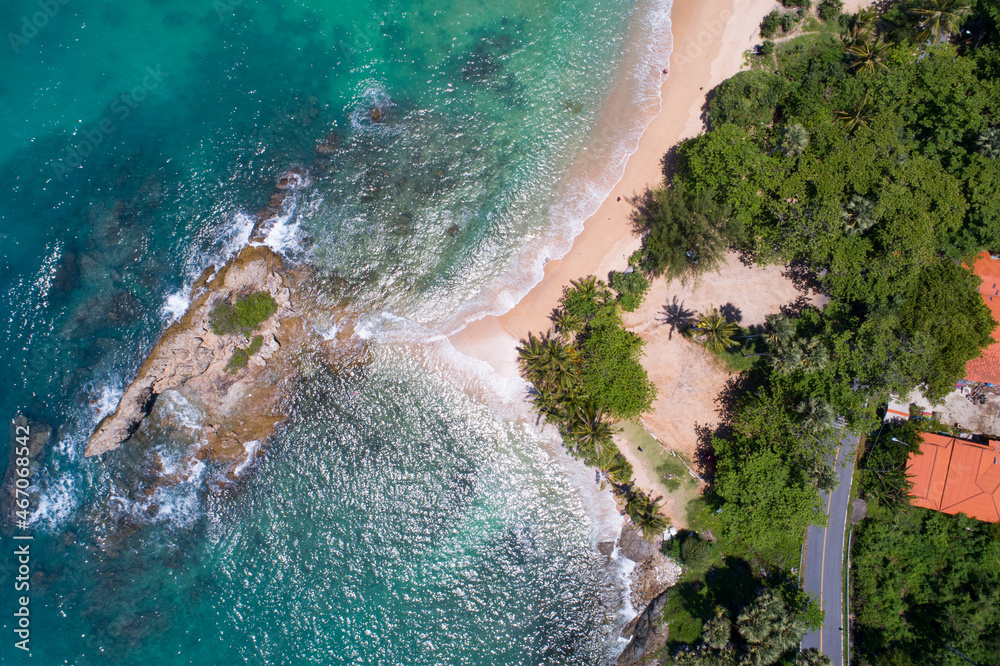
{"left": 594, "top": 442, "right": 633, "bottom": 491}
{"left": 765, "top": 313, "right": 794, "bottom": 346}
{"left": 770, "top": 339, "right": 804, "bottom": 375}
{"left": 977, "top": 127, "right": 1000, "bottom": 159}
{"left": 572, "top": 404, "right": 616, "bottom": 455}
{"left": 694, "top": 306, "right": 739, "bottom": 354}
{"left": 909, "top": 0, "right": 971, "bottom": 43}
{"left": 569, "top": 275, "right": 598, "bottom": 300}
{"left": 846, "top": 35, "right": 890, "bottom": 75}
{"left": 780, "top": 123, "right": 810, "bottom": 157}
{"left": 798, "top": 648, "right": 833, "bottom": 666}
{"left": 625, "top": 490, "right": 669, "bottom": 541}
{"left": 552, "top": 310, "right": 584, "bottom": 339}
{"left": 703, "top": 607, "right": 733, "bottom": 650}
{"left": 841, "top": 193, "right": 877, "bottom": 234}
{"left": 796, "top": 395, "right": 836, "bottom": 432}
{"left": 835, "top": 95, "right": 874, "bottom": 131}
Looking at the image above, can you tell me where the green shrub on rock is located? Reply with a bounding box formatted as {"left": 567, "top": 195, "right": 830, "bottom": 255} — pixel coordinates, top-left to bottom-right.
{"left": 226, "top": 335, "right": 264, "bottom": 373}
{"left": 209, "top": 291, "right": 278, "bottom": 336}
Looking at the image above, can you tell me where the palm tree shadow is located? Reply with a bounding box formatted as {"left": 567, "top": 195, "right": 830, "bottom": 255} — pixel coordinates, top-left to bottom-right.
{"left": 656, "top": 296, "right": 695, "bottom": 339}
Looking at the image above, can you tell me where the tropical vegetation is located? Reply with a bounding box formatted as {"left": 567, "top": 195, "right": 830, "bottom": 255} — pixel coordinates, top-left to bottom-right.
{"left": 852, "top": 420, "right": 1000, "bottom": 664}
{"left": 517, "top": 276, "right": 660, "bottom": 537}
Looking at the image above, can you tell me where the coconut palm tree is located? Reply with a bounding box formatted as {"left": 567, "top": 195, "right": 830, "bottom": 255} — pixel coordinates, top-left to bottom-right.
{"left": 569, "top": 275, "right": 599, "bottom": 300}
{"left": 780, "top": 123, "right": 810, "bottom": 157}
{"left": 835, "top": 95, "right": 874, "bottom": 131}
{"left": 594, "top": 442, "right": 633, "bottom": 491}
{"left": 552, "top": 310, "right": 584, "bottom": 339}
{"left": 846, "top": 35, "right": 890, "bottom": 75}
{"left": 909, "top": 0, "right": 972, "bottom": 43}
{"left": 694, "top": 306, "right": 739, "bottom": 354}
{"left": 572, "top": 404, "right": 616, "bottom": 455}
{"left": 625, "top": 490, "right": 669, "bottom": 541}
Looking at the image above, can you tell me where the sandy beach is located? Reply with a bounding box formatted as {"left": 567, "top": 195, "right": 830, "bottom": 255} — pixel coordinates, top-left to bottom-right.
{"left": 451, "top": 0, "right": 867, "bottom": 524}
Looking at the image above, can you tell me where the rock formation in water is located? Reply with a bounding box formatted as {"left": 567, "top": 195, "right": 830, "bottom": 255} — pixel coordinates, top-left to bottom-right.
{"left": 85, "top": 245, "right": 296, "bottom": 457}
{"left": 86, "top": 166, "right": 360, "bottom": 460}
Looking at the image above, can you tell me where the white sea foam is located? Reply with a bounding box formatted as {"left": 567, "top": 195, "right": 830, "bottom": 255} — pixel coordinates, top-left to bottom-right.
{"left": 161, "top": 287, "right": 192, "bottom": 323}
{"left": 108, "top": 448, "right": 207, "bottom": 529}
{"left": 156, "top": 390, "right": 204, "bottom": 434}
{"left": 93, "top": 382, "right": 124, "bottom": 422}
{"left": 261, "top": 209, "right": 302, "bottom": 255}
{"left": 232, "top": 439, "right": 263, "bottom": 478}
{"left": 29, "top": 472, "right": 80, "bottom": 533}
{"left": 220, "top": 211, "right": 256, "bottom": 261}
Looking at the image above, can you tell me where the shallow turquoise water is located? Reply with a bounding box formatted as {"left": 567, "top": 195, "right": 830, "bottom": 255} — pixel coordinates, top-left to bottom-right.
{"left": 0, "top": 0, "right": 669, "bottom": 663}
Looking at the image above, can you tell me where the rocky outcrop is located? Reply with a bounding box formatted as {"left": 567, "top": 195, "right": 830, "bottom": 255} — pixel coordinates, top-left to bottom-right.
{"left": 86, "top": 245, "right": 296, "bottom": 457}
{"left": 617, "top": 524, "right": 682, "bottom": 665}
{"left": 617, "top": 588, "right": 671, "bottom": 666}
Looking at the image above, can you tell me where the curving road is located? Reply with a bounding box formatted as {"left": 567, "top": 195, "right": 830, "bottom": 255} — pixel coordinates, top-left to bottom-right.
{"left": 800, "top": 432, "right": 858, "bottom": 666}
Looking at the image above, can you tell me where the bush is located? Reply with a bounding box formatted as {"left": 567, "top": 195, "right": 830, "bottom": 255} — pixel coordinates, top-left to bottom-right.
{"left": 760, "top": 10, "right": 781, "bottom": 38}
{"left": 780, "top": 13, "right": 796, "bottom": 32}
{"left": 779, "top": 0, "right": 810, "bottom": 7}
{"left": 226, "top": 335, "right": 264, "bottom": 373}
{"left": 817, "top": 0, "right": 842, "bottom": 21}
{"left": 679, "top": 534, "right": 720, "bottom": 573}
{"left": 707, "top": 70, "right": 790, "bottom": 130}
{"left": 758, "top": 40, "right": 775, "bottom": 58}
{"left": 609, "top": 269, "right": 650, "bottom": 312}
{"left": 634, "top": 180, "right": 739, "bottom": 281}
{"left": 209, "top": 291, "right": 278, "bottom": 335}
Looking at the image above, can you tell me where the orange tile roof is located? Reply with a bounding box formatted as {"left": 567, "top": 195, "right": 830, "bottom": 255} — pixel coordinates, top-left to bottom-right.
{"left": 907, "top": 433, "right": 1000, "bottom": 522}
{"left": 966, "top": 253, "right": 1000, "bottom": 384}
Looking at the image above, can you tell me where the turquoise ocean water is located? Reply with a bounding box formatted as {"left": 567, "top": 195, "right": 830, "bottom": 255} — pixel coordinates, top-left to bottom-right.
{"left": 0, "top": 0, "right": 672, "bottom": 663}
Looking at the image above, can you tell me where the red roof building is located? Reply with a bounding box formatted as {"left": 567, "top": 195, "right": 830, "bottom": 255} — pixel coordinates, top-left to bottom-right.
{"left": 965, "top": 253, "right": 1000, "bottom": 384}
{"left": 907, "top": 433, "right": 1000, "bottom": 522}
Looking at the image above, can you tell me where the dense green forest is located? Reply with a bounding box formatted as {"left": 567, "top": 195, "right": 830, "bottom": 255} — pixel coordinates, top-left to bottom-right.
{"left": 623, "top": 0, "right": 1000, "bottom": 663}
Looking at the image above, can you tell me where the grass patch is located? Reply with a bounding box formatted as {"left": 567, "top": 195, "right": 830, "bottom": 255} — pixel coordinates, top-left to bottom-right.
{"left": 226, "top": 334, "right": 264, "bottom": 373}
{"left": 656, "top": 455, "right": 695, "bottom": 493}
{"left": 685, "top": 497, "right": 719, "bottom": 534}
{"left": 709, "top": 342, "right": 758, "bottom": 373}
{"left": 209, "top": 291, "right": 277, "bottom": 336}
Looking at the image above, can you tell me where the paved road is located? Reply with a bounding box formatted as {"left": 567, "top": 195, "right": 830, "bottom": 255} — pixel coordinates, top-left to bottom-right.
{"left": 800, "top": 432, "right": 858, "bottom": 666}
